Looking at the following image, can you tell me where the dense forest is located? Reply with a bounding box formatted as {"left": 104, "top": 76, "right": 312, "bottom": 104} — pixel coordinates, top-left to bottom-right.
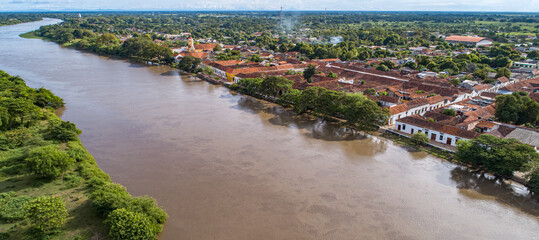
{"left": 0, "top": 14, "right": 42, "bottom": 26}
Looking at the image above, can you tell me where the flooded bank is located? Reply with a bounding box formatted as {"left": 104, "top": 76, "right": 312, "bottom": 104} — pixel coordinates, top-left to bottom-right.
{"left": 1, "top": 19, "right": 538, "bottom": 239}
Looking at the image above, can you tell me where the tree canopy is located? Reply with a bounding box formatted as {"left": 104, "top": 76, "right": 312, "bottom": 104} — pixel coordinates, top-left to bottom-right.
{"left": 495, "top": 92, "right": 539, "bottom": 127}
{"left": 456, "top": 135, "right": 539, "bottom": 177}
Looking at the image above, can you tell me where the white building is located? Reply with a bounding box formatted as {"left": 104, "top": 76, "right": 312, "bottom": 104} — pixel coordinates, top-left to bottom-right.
{"left": 387, "top": 95, "right": 448, "bottom": 125}
{"left": 395, "top": 116, "right": 479, "bottom": 146}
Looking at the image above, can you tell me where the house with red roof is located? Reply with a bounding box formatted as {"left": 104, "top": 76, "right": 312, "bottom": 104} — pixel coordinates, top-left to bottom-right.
{"left": 445, "top": 35, "right": 493, "bottom": 47}
{"left": 387, "top": 95, "right": 448, "bottom": 125}
{"left": 395, "top": 115, "right": 479, "bottom": 146}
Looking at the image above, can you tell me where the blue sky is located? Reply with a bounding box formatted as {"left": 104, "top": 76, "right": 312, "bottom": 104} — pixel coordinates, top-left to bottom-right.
{"left": 1, "top": 0, "right": 539, "bottom": 12}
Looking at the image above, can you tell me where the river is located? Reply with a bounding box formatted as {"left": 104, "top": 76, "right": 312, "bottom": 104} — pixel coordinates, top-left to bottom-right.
{"left": 1, "top": 19, "right": 538, "bottom": 239}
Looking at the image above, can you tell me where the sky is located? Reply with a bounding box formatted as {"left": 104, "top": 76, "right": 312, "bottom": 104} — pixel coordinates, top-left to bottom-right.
{"left": 1, "top": 0, "right": 539, "bottom": 12}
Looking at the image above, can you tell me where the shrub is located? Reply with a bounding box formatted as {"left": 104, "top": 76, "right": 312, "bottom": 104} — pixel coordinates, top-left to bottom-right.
{"left": 0, "top": 196, "right": 32, "bottom": 222}
{"left": 65, "top": 142, "right": 92, "bottom": 162}
{"left": 327, "top": 72, "right": 338, "bottom": 78}
{"left": 442, "top": 108, "right": 457, "bottom": 116}
{"left": 63, "top": 172, "right": 84, "bottom": 189}
{"left": 0, "top": 192, "right": 16, "bottom": 205}
{"left": 129, "top": 196, "right": 168, "bottom": 234}
{"left": 411, "top": 133, "right": 429, "bottom": 146}
{"left": 26, "top": 196, "right": 68, "bottom": 233}
{"left": 89, "top": 183, "right": 131, "bottom": 217}
{"left": 49, "top": 121, "right": 81, "bottom": 142}
{"left": 105, "top": 208, "right": 154, "bottom": 240}
{"left": 33, "top": 88, "right": 64, "bottom": 109}
{"left": 0, "top": 128, "right": 33, "bottom": 149}
{"left": 26, "top": 145, "right": 75, "bottom": 179}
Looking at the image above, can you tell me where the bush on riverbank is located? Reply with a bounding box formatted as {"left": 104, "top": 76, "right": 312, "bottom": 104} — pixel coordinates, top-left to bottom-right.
{"left": 0, "top": 70, "right": 167, "bottom": 239}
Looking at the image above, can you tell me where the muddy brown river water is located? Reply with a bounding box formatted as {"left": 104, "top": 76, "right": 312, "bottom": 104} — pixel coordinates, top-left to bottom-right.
{"left": 1, "top": 19, "right": 538, "bottom": 239}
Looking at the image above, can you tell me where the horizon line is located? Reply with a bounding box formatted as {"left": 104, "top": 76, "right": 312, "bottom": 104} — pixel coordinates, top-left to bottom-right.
{"left": 1, "top": 10, "right": 539, "bottom": 13}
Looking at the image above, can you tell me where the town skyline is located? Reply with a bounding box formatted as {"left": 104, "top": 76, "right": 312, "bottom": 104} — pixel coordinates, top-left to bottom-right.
{"left": 2, "top": 0, "right": 539, "bottom": 12}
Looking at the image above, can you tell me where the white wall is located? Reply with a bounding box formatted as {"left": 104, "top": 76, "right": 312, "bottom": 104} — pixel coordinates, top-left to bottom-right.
{"left": 394, "top": 122, "right": 465, "bottom": 146}
{"left": 387, "top": 101, "right": 445, "bottom": 125}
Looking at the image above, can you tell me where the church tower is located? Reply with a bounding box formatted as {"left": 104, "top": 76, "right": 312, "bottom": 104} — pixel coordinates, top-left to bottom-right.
{"left": 187, "top": 36, "right": 195, "bottom": 53}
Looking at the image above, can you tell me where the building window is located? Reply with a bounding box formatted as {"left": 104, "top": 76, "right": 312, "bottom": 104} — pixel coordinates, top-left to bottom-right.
{"left": 439, "top": 135, "right": 443, "bottom": 140}
{"left": 402, "top": 125, "right": 406, "bottom": 130}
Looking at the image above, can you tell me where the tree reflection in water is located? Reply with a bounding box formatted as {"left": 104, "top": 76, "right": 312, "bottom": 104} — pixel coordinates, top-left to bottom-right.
{"left": 234, "top": 95, "right": 369, "bottom": 141}
{"left": 450, "top": 166, "right": 539, "bottom": 216}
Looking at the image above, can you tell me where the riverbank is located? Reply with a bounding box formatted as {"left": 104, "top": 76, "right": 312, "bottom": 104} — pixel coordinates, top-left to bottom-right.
{"left": 19, "top": 31, "right": 45, "bottom": 40}
{"left": 0, "top": 71, "right": 166, "bottom": 239}
{"left": 0, "top": 18, "right": 43, "bottom": 27}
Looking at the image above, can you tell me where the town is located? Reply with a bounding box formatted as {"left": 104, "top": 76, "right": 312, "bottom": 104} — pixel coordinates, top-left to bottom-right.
{"left": 1, "top": 10, "right": 539, "bottom": 240}
{"left": 30, "top": 12, "right": 539, "bottom": 150}
{"left": 171, "top": 29, "right": 539, "bottom": 151}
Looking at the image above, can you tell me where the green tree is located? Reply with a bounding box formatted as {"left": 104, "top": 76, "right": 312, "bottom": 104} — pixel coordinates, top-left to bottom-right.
{"left": 442, "top": 108, "right": 457, "bottom": 116}
{"left": 495, "top": 67, "right": 511, "bottom": 79}
{"left": 33, "top": 87, "right": 64, "bottom": 109}
{"left": 364, "top": 88, "right": 376, "bottom": 96}
{"left": 492, "top": 56, "right": 511, "bottom": 68}
{"left": 49, "top": 120, "right": 82, "bottom": 142}
{"left": 303, "top": 64, "right": 316, "bottom": 83}
{"left": 121, "top": 36, "right": 153, "bottom": 58}
{"left": 315, "top": 89, "right": 343, "bottom": 117}
{"left": 213, "top": 44, "right": 222, "bottom": 52}
{"left": 96, "top": 33, "right": 119, "bottom": 45}
{"left": 236, "top": 78, "right": 263, "bottom": 96}
{"left": 527, "top": 50, "right": 539, "bottom": 60}
{"left": 411, "top": 133, "right": 429, "bottom": 146}
{"left": 106, "top": 208, "right": 154, "bottom": 240}
{"left": 495, "top": 92, "right": 539, "bottom": 126}
{"left": 376, "top": 64, "right": 390, "bottom": 72}
{"left": 0, "top": 98, "right": 40, "bottom": 129}
{"left": 89, "top": 182, "right": 131, "bottom": 217}
{"left": 327, "top": 72, "right": 338, "bottom": 79}
{"left": 294, "top": 86, "right": 326, "bottom": 113}
{"left": 473, "top": 69, "right": 487, "bottom": 80}
{"left": 0, "top": 196, "right": 32, "bottom": 222}
{"left": 449, "top": 78, "right": 461, "bottom": 86}
{"left": 249, "top": 54, "right": 262, "bottom": 62}
{"left": 403, "top": 61, "right": 417, "bottom": 69}
{"left": 456, "top": 135, "right": 539, "bottom": 177}
{"left": 259, "top": 76, "right": 294, "bottom": 98}
{"left": 380, "top": 60, "right": 396, "bottom": 69}
{"left": 178, "top": 56, "right": 202, "bottom": 72}
{"left": 340, "top": 93, "right": 389, "bottom": 131}
{"left": 26, "top": 196, "right": 68, "bottom": 233}
{"left": 528, "top": 168, "right": 539, "bottom": 194}
{"left": 25, "top": 145, "right": 74, "bottom": 179}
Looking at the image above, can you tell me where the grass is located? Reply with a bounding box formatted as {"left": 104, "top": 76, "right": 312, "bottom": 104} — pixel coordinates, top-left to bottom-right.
{"left": 19, "top": 31, "right": 44, "bottom": 40}
{"left": 0, "top": 113, "right": 107, "bottom": 240}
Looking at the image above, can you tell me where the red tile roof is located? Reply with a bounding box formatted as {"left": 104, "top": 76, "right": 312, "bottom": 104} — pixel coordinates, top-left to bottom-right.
{"left": 397, "top": 115, "right": 480, "bottom": 139}
{"left": 194, "top": 43, "right": 217, "bottom": 51}
{"left": 476, "top": 120, "right": 496, "bottom": 128}
{"left": 182, "top": 52, "right": 209, "bottom": 59}
{"left": 445, "top": 36, "right": 489, "bottom": 43}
